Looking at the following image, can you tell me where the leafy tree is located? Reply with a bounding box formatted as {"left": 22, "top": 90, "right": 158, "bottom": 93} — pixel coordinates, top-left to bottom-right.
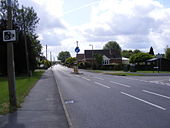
{"left": 129, "top": 53, "right": 154, "bottom": 64}
{"left": 133, "top": 49, "right": 141, "bottom": 54}
{"left": 103, "top": 41, "right": 122, "bottom": 56}
{"left": 57, "top": 51, "right": 71, "bottom": 63}
{"left": 122, "top": 50, "right": 133, "bottom": 58}
{"left": 149, "top": 47, "right": 154, "bottom": 55}
{"left": 0, "top": 0, "right": 41, "bottom": 75}
{"left": 94, "top": 54, "right": 103, "bottom": 66}
{"left": 65, "top": 57, "right": 76, "bottom": 66}
{"left": 165, "top": 47, "right": 170, "bottom": 59}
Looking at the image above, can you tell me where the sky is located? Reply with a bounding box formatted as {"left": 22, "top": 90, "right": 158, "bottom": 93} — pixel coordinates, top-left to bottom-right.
{"left": 18, "top": 0, "right": 170, "bottom": 60}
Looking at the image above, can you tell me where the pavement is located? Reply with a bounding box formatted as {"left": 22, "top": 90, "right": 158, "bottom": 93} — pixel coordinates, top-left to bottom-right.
{"left": 0, "top": 69, "right": 69, "bottom": 128}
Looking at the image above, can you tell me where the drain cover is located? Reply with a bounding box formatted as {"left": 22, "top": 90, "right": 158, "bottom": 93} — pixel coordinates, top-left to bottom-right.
{"left": 64, "top": 100, "right": 75, "bottom": 104}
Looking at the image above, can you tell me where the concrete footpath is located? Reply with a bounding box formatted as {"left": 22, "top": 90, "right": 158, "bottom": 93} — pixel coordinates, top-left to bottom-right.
{"left": 0, "top": 69, "right": 69, "bottom": 128}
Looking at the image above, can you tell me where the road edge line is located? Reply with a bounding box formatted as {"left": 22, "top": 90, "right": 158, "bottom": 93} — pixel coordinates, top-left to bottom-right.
{"left": 51, "top": 69, "right": 73, "bottom": 128}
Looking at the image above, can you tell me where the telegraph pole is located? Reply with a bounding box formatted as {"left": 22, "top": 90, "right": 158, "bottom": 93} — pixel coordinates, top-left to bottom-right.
{"left": 22, "top": 7, "right": 30, "bottom": 77}
{"left": 50, "top": 51, "right": 52, "bottom": 61}
{"left": 7, "top": 0, "right": 17, "bottom": 110}
{"left": 46, "top": 45, "right": 47, "bottom": 60}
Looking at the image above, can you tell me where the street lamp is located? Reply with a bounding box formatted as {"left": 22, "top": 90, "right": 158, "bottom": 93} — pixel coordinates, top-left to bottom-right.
{"left": 89, "top": 44, "right": 94, "bottom": 68}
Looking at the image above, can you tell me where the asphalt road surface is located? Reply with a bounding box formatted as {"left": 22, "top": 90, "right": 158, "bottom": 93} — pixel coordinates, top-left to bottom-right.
{"left": 52, "top": 64, "right": 170, "bottom": 128}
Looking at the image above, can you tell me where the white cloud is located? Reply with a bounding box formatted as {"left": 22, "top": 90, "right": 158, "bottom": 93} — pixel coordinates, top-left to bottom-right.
{"left": 75, "top": 0, "right": 170, "bottom": 54}
{"left": 19, "top": 0, "right": 170, "bottom": 58}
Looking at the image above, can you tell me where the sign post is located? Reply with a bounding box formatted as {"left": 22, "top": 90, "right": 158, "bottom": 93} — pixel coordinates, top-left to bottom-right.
{"left": 74, "top": 41, "right": 80, "bottom": 74}
{"left": 5, "top": 0, "right": 17, "bottom": 111}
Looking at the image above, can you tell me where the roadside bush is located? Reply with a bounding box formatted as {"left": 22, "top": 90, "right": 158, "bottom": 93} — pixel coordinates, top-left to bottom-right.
{"left": 100, "top": 63, "right": 122, "bottom": 70}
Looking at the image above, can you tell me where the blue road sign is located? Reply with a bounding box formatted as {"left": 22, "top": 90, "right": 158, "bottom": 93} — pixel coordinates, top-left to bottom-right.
{"left": 75, "top": 47, "right": 80, "bottom": 53}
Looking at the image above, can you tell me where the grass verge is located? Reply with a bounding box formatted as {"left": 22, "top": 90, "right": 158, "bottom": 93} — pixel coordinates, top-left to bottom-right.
{"left": 137, "top": 71, "right": 170, "bottom": 73}
{"left": 104, "top": 72, "right": 144, "bottom": 76}
{"left": 0, "top": 70, "right": 44, "bottom": 115}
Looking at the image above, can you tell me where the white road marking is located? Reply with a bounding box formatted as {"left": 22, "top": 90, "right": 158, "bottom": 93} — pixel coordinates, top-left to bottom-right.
{"left": 75, "top": 75, "right": 91, "bottom": 81}
{"left": 165, "top": 83, "right": 170, "bottom": 86}
{"left": 93, "top": 77, "right": 104, "bottom": 80}
{"left": 121, "top": 92, "right": 166, "bottom": 111}
{"left": 110, "top": 81, "right": 131, "bottom": 88}
{"left": 142, "top": 90, "right": 170, "bottom": 100}
{"left": 140, "top": 80, "right": 148, "bottom": 82}
{"left": 75, "top": 75, "right": 81, "bottom": 77}
{"left": 156, "top": 79, "right": 169, "bottom": 82}
{"left": 81, "top": 77, "right": 91, "bottom": 81}
{"left": 94, "top": 82, "right": 110, "bottom": 88}
{"left": 160, "top": 82, "right": 165, "bottom": 85}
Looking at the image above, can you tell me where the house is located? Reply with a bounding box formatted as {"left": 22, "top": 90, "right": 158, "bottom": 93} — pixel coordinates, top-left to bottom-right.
{"left": 76, "top": 49, "right": 122, "bottom": 65}
{"left": 122, "top": 57, "right": 129, "bottom": 64}
{"left": 76, "top": 54, "right": 85, "bottom": 63}
{"left": 146, "top": 58, "right": 170, "bottom": 71}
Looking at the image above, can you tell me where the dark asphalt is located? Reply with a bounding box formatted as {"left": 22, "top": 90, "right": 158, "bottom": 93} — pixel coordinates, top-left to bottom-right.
{"left": 0, "top": 69, "right": 69, "bottom": 128}
{"left": 52, "top": 65, "right": 170, "bottom": 128}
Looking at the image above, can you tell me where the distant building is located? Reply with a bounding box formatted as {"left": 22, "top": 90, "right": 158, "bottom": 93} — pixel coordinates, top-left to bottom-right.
{"left": 76, "top": 49, "right": 122, "bottom": 65}
{"left": 76, "top": 54, "right": 85, "bottom": 63}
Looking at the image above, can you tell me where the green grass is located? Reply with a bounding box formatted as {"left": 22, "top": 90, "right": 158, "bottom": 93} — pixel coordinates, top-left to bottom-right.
{"left": 0, "top": 71, "right": 44, "bottom": 114}
{"left": 137, "top": 71, "right": 170, "bottom": 73}
{"left": 105, "top": 72, "right": 144, "bottom": 76}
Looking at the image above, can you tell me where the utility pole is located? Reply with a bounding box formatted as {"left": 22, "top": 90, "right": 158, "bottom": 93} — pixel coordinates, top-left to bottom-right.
{"left": 7, "top": 0, "right": 17, "bottom": 110}
{"left": 46, "top": 45, "right": 47, "bottom": 60}
{"left": 50, "top": 51, "right": 52, "bottom": 62}
{"left": 89, "top": 44, "right": 94, "bottom": 68}
{"left": 22, "top": 7, "right": 30, "bottom": 77}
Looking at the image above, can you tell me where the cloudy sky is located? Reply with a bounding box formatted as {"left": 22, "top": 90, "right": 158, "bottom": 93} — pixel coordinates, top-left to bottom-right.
{"left": 18, "top": 0, "right": 170, "bottom": 60}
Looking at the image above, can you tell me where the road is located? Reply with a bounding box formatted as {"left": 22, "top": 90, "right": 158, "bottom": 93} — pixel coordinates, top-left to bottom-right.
{"left": 52, "top": 64, "right": 170, "bottom": 128}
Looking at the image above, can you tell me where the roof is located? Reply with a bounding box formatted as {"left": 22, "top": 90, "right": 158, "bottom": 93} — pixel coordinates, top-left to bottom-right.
{"left": 147, "top": 58, "right": 170, "bottom": 62}
{"left": 122, "top": 57, "right": 129, "bottom": 61}
{"left": 84, "top": 50, "right": 121, "bottom": 59}
{"left": 76, "top": 54, "right": 84, "bottom": 61}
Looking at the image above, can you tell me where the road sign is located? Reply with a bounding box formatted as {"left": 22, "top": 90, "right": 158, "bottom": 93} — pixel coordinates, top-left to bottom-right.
{"left": 75, "top": 46, "right": 80, "bottom": 53}
{"left": 3, "top": 30, "right": 16, "bottom": 42}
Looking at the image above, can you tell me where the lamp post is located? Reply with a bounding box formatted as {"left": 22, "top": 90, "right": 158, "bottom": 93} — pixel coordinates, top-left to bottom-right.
{"left": 89, "top": 44, "right": 94, "bottom": 68}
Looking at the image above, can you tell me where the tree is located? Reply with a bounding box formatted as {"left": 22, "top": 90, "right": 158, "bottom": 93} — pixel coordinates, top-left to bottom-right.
{"left": 165, "top": 47, "right": 170, "bottom": 59}
{"left": 0, "top": 0, "right": 42, "bottom": 75}
{"left": 133, "top": 49, "right": 141, "bottom": 54}
{"left": 103, "top": 41, "right": 121, "bottom": 55}
{"left": 129, "top": 53, "right": 154, "bottom": 64}
{"left": 149, "top": 47, "right": 154, "bottom": 55}
{"left": 94, "top": 54, "right": 103, "bottom": 66}
{"left": 65, "top": 57, "right": 76, "bottom": 66}
{"left": 57, "top": 51, "right": 71, "bottom": 63}
{"left": 122, "top": 50, "right": 133, "bottom": 58}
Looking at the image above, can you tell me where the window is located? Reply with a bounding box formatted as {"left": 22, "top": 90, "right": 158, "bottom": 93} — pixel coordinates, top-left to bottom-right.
{"left": 103, "top": 60, "right": 109, "bottom": 65}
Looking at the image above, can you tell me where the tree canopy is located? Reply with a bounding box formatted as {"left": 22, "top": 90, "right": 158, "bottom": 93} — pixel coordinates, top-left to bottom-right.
{"left": 57, "top": 51, "right": 71, "bottom": 63}
{"left": 149, "top": 47, "right": 154, "bottom": 55}
{"left": 103, "top": 41, "right": 121, "bottom": 54}
{"left": 122, "top": 49, "right": 141, "bottom": 58}
{"left": 65, "top": 57, "right": 76, "bottom": 66}
{"left": 122, "top": 50, "right": 133, "bottom": 58}
{"left": 94, "top": 54, "right": 103, "bottom": 66}
{"left": 129, "top": 53, "right": 154, "bottom": 64}
{"left": 165, "top": 47, "right": 170, "bottom": 59}
{"left": 0, "top": 0, "right": 41, "bottom": 75}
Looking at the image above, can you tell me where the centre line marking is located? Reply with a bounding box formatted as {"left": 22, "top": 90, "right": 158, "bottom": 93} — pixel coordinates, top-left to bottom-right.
{"left": 94, "top": 77, "right": 104, "bottom": 80}
{"left": 121, "top": 92, "right": 166, "bottom": 111}
{"left": 110, "top": 81, "right": 131, "bottom": 88}
{"left": 142, "top": 90, "right": 170, "bottom": 100}
{"left": 94, "top": 82, "right": 110, "bottom": 88}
